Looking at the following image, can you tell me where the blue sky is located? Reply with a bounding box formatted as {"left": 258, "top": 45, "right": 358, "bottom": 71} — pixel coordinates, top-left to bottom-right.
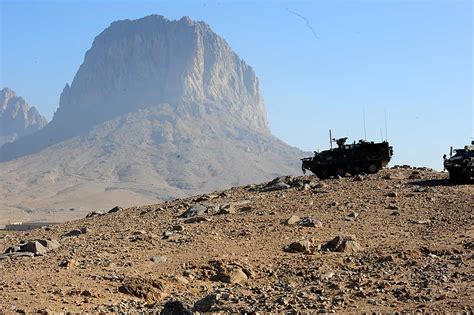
{"left": 1, "top": 0, "right": 472, "bottom": 170}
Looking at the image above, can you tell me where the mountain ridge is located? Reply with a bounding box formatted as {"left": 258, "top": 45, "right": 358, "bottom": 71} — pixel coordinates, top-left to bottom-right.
{"left": 0, "top": 87, "right": 48, "bottom": 147}
{"left": 0, "top": 15, "right": 269, "bottom": 162}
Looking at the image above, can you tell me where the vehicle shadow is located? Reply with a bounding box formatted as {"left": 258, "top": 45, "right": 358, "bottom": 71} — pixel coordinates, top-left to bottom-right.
{"left": 409, "top": 178, "right": 473, "bottom": 187}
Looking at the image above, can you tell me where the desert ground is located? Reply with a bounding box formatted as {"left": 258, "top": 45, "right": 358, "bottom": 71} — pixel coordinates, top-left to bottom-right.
{"left": 0, "top": 168, "right": 472, "bottom": 313}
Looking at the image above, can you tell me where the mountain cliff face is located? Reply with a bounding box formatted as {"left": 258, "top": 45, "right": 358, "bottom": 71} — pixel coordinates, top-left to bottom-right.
{"left": 0, "top": 88, "right": 47, "bottom": 147}
{"left": 0, "top": 15, "right": 269, "bottom": 161}
{"left": 0, "top": 15, "right": 303, "bottom": 223}
{"left": 57, "top": 15, "right": 268, "bottom": 131}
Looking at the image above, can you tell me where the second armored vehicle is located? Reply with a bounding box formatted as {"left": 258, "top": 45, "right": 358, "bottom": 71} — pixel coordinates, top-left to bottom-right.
{"left": 443, "top": 141, "right": 474, "bottom": 183}
{"left": 302, "top": 137, "right": 393, "bottom": 179}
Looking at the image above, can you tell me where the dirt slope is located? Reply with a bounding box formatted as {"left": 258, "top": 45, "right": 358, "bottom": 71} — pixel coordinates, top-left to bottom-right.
{"left": 0, "top": 168, "right": 472, "bottom": 313}
{"left": 0, "top": 106, "right": 302, "bottom": 227}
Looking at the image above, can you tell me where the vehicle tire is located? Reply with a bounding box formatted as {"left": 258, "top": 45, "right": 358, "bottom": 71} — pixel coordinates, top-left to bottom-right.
{"left": 318, "top": 169, "right": 330, "bottom": 180}
{"left": 448, "top": 171, "right": 461, "bottom": 182}
{"left": 352, "top": 165, "right": 362, "bottom": 175}
{"left": 335, "top": 167, "right": 346, "bottom": 177}
{"left": 460, "top": 170, "right": 471, "bottom": 183}
{"left": 367, "top": 163, "right": 379, "bottom": 174}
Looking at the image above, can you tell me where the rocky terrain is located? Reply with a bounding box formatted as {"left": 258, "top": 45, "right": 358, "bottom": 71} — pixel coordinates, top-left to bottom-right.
{"left": 0, "top": 88, "right": 47, "bottom": 147}
{"left": 0, "top": 168, "right": 472, "bottom": 313}
{"left": 0, "top": 15, "right": 302, "bottom": 225}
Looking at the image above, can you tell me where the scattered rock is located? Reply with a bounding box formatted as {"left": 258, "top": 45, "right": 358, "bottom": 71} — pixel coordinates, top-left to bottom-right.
{"left": 183, "top": 216, "right": 211, "bottom": 224}
{"left": 409, "top": 219, "right": 431, "bottom": 225}
{"left": 329, "top": 201, "right": 339, "bottom": 207}
{"left": 414, "top": 187, "right": 435, "bottom": 193}
{"left": 322, "top": 235, "right": 362, "bottom": 253}
{"left": 180, "top": 205, "right": 207, "bottom": 218}
{"left": 108, "top": 206, "right": 123, "bottom": 213}
{"left": 59, "top": 258, "right": 77, "bottom": 268}
{"left": 62, "top": 227, "right": 87, "bottom": 237}
{"left": 385, "top": 192, "right": 398, "bottom": 198}
{"left": 40, "top": 239, "right": 60, "bottom": 249}
{"left": 193, "top": 293, "right": 218, "bottom": 312}
{"left": 0, "top": 252, "right": 34, "bottom": 259}
{"left": 174, "top": 276, "right": 190, "bottom": 285}
{"left": 161, "top": 300, "right": 192, "bottom": 315}
{"left": 4, "top": 245, "right": 21, "bottom": 253}
{"left": 20, "top": 241, "right": 48, "bottom": 256}
{"left": 261, "top": 181, "right": 291, "bottom": 192}
{"left": 314, "top": 182, "right": 328, "bottom": 189}
{"left": 285, "top": 239, "right": 314, "bottom": 254}
{"left": 227, "top": 267, "right": 248, "bottom": 284}
{"left": 218, "top": 204, "right": 236, "bottom": 215}
{"left": 207, "top": 260, "right": 253, "bottom": 284}
{"left": 353, "top": 174, "right": 364, "bottom": 181}
{"left": 421, "top": 245, "right": 463, "bottom": 256}
{"left": 285, "top": 215, "right": 300, "bottom": 225}
{"left": 162, "top": 231, "right": 173, "bottom": 239}
{"left": 193, "top": 194, "right": 219, "bottom": 202}
{"left": 299, "top": 216, "right": 322, "bottom": 228}
{"left": 344, "top": 211, "right": 359, "bottom": 221}
{"left": 379, "top": 254, "right": 395, "bottom": 262}
{"left": 86, "top": 211, "right": 104, "bottom": 218}
{"left": 172, "top": 225, "right": 185, "bottom": 231}
{"left": 409, "top": 171, "right": 422, "bottom": 179}
{"left": 0, "top": 168, "right": 469, "bottom": 312}
{"left": 118, "top": 277, "right": 165, "bottom": 301}
{"left": 150, "top": 256, "right": 167, "bottom": 263}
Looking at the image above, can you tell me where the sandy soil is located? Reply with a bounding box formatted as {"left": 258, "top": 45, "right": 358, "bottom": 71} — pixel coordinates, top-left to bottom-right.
{"left": 0, "top": 168, "right": 472, "bottom": 313}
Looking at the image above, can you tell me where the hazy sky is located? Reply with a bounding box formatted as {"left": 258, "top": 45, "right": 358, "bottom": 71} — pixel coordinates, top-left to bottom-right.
{"left": 1, "top": 0, "right": 472, "bottom": 170}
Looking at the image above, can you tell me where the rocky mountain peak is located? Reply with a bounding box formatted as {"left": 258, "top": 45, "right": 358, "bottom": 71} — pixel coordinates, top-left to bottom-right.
{"left": 0, "top": 88, "right": 48, "bottom": 146}
{"left": 1, "top": 15, "right": 271, "bottom": 162}
{"left": 53, "top": 14, "right": 268, "bottom": 137}
{"left": 0, "top": 15, "right": 303, "bottom": 226}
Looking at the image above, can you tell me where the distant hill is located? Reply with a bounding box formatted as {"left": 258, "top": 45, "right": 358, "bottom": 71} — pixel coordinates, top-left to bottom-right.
{"left": 0, "top": 88, "right": 47, "bottom": 147}
{"left": 0, "top": 15, "right": 303, "bottom": 225}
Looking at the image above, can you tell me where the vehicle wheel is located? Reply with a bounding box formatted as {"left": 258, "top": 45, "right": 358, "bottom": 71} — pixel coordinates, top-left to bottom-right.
{"left": 460, "top": 170, "right": 471, "bottom": 183}
{"left": 352, "top": 165, "right": 362, "bottom": 175}
{"left": 448, "top": 171, "right": 461, "bottom": 182}
{"left": 367, "top": 163, "right": 379, "bottom": 174}
{"left": 318, "top": 169, "right": 330, "bottom": 180}
{"left": 335, "top": 167, "right": 346, "bottom": 177}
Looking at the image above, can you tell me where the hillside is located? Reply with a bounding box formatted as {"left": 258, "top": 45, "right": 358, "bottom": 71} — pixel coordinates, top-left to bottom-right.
{"left": 0, "top": 15, "right": 303, "bottom": 225}
{"left": 0, "top": 106, "right": 301, "bottom": 226}
{"left": 0, "top": 168, "right": 472, "bottom": 312}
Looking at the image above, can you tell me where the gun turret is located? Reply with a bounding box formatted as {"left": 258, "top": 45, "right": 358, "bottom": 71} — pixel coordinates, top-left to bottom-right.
{"left": 335, "top": 137, "right": 348, "bottom": 148}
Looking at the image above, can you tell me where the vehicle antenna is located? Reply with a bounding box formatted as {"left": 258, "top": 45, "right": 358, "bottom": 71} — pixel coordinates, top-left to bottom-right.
{"left": 363, "top": 108, "right": 367, "bottom": 141}
{"left": 329, "top": 129, "right": 333, "bottom": 149}
{"left": 384, "top": 108, "right": 388, "bottom": 141}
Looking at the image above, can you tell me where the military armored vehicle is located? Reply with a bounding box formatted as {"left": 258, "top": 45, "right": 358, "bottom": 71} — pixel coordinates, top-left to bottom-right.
{"left": 301, "top": 137, "right": 393, "bottom": 179}
{"left": 443, "top": 141, "right": 474, "bottom": 183}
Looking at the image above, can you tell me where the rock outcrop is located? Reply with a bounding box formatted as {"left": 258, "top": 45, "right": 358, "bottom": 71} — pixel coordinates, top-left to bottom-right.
{"left": 0, "top": 88, "right": 47, "bottom": 147}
